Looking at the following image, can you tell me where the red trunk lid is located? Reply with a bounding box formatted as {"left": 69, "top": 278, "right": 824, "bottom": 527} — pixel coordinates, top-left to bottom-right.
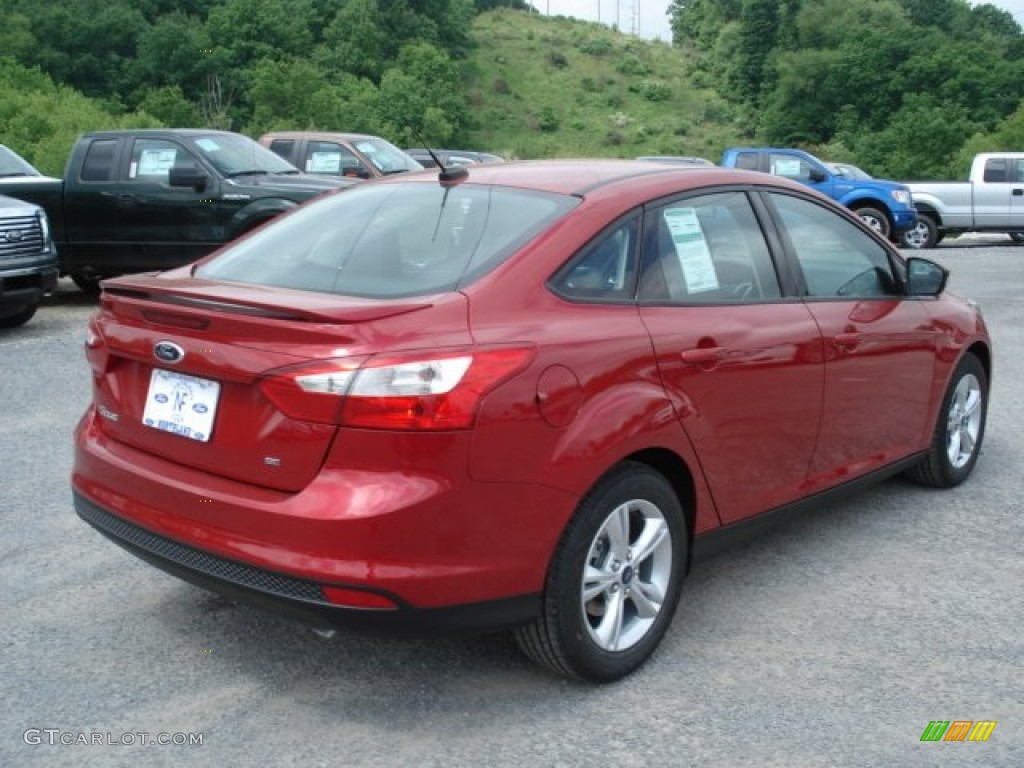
{"left": 87, "top": 276, "right": 471, "bottom": 492}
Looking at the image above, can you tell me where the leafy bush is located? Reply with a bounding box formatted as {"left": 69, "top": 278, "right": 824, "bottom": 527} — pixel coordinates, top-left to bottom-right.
{"left": 580, "top": 38, "right": 613, "bottom": 57}
{"left": 547, "top": 51, "right": 568, "bottom": 68}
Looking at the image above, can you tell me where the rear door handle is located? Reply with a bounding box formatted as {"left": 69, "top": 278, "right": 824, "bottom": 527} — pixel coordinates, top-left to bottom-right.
{"left": 1013, "top": 188, "right": 1023, "bottom": 197}
{"left": 680, "top": 347, "right": 725, "bottom": 365}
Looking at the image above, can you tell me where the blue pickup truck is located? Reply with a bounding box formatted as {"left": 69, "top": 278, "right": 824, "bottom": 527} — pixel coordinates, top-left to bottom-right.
{"left": 721, "top": 148, "right": 916, "bottom": 240}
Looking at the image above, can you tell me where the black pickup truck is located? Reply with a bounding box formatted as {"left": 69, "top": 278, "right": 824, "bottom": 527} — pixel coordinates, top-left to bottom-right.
{"left": 4, "top": 130, "right": 357, "bottom": 291}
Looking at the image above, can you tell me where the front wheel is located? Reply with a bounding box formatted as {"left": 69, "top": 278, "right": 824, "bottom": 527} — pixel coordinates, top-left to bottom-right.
{"left": 906, "top": 354, "right": 987, "bottom": 488}
{"left": 515, "top": 463, "right": 687, "bottom": 682}
{"left": 854, "top": 206, "right": 890, "bottom": 239}
{"left": 901, "top": 216, "right": 938, "bottom": 250}
{"left": 0, "top": 303, "right": 38, "bottom": 328}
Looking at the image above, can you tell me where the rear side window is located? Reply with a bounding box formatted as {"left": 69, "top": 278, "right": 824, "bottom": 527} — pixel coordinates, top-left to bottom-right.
{"left": 197, "top": 183, "right": 577, "bottom": 298}
{"left": 982, "top": 158, "right": 1007, "bottom": 183}
{"left": 80, "top": 140, "right": 118, "bottom": 182}
{"left": 268, "top": 139, "right": 295, "bottom": 162}
{"left": 551, "top": 218, "right": 639, "bottom": 302}
{"left": 639, "top": 191, "right": 782, "bottom": 304}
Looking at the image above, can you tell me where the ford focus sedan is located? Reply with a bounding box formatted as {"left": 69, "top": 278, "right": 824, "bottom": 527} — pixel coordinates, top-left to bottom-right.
{"left": 73, "top": 161, "right": 991, "bottom": 682}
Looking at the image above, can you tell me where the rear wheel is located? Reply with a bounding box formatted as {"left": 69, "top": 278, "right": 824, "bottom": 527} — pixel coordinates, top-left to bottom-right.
{"left": 906, "top": 354, "right": 987, "bottom": 488}
{"left": 854, "top": 207, "right": 890, "bottom": 239}
{"left": 901, "top": 216, "right": 938, "bottom": 249}
{"left": 71, "top": 274, "right": 102, "bottom": 294}
{"left": 0, "top": 303, "right": 37, "bottom": 328}
{"left": 515, "top": 463, "right": 687, "bottom": 682}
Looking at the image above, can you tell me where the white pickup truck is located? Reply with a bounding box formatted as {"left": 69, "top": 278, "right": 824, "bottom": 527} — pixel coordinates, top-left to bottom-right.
{"left": 900, "top": 152, "right": 1024, "bottom": 248}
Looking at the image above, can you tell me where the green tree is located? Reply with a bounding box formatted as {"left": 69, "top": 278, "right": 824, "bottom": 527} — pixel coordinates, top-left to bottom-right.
{"left": 376, "top": 42, "right": 469, "bottom": 145}
{"left": 729, "top": 0, "right": 779, "bottom": 104}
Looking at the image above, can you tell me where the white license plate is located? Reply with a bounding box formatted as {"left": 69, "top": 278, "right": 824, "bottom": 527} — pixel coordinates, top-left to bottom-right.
{"left": 142, "top": 369, "right": 220, "bottom": 442}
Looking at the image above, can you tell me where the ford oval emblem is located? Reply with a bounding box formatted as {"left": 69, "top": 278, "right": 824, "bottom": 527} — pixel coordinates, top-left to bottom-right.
{"left": 153, "top": 341, "right": 185, "bottom": 364}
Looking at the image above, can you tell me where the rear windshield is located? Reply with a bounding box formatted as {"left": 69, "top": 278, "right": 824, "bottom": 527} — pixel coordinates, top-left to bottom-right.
{"left": 197, "top": 182, "right": 578, "bottom": 297}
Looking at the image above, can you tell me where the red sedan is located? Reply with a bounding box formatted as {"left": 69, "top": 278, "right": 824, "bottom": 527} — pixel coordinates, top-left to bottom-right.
{"left": 73, "top": 161, "right": 991, "bottom": 682}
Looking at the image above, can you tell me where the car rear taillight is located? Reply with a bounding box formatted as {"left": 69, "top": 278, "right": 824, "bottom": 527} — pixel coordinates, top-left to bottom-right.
{"left": 259, "top": 347, "right": 535, "bottom": 430}
{"left": 84, "top": 318, "right": 109, "bottom": 374}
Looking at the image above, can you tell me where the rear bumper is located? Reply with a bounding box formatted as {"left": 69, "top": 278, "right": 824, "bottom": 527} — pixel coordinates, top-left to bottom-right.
{"left": 74, "top": 492, "right": 541, "bottom": 633}
{"left": 72, "top": 408, "right": 574, "bottom": 629}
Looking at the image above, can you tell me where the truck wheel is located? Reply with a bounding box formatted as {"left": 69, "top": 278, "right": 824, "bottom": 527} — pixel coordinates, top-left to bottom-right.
{"left": 853, "top": 207, "right": 890, "bottom": 239}
{"left": 0, "top": 303, "right": 38, "bottom": 328}
{"left": 900, "top": 217, "right": 938, "bottom": 250}
{"left": 514, "top": 462, "right": 687, "bottom": 682}
{"left": 72, "top": 275, "right": 102, "bottom": 294}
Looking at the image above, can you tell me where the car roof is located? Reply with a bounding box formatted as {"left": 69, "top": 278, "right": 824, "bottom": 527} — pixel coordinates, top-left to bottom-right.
{"left": 381, "top": 159, "right": 798, "bottom": 199}
{"left": 82, "top": 129, "right": 243, "bottom": 139}
{"left": 259, "top": 131, "right": 382, "bottom": 143}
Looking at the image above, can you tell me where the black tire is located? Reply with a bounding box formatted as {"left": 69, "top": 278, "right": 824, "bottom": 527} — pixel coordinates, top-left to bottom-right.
{"left": 900, "top": 216, "right": 938, "bottom": 250}
{"left": 71, "top": 274, "right": 102, "bottom": 294}
{"left": 514, "top": 462, "right": 687, "bottom": 682}
{"left": 0, "top": 303, "right": 37, "bottom": 328}
{"left": 853, "top": 206, "right": 890, "bottom": 239}
{"left": 906, "top": 354, "right": 987, "bottom": 488}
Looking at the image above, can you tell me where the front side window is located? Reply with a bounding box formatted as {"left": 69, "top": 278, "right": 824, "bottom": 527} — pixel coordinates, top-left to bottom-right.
{"left": 128, "top": 139, "right": 197, "bottom": 183}
{"left": 305, "top": 141, "right": 369, "bottom": 177}
{"left": 768, "top": 192, "right": 899, "bottom": 299}
{"left": 769, "top": 153, "right": 819, "bottom": 182}
{"left": 638, "top": 191, "right": 782, "bottom": 304}
{"left": 198, "top": 182, "right": 577, "bottom": 298}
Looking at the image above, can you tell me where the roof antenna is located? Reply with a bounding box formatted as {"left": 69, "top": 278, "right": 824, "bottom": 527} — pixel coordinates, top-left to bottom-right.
{"left": 413, "top": 131, "right": 467, "bottom": 186}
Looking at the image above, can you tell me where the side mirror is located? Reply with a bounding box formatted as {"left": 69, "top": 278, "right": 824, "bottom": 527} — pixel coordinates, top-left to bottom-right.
{"left": 169, "top": 167, "right": 209, "bottom": 191}
{"left": 906, "top": 257, "right": 948, "bottom": 296}
{"left": 808, "top": 168, "right": 827, "bottom": 183}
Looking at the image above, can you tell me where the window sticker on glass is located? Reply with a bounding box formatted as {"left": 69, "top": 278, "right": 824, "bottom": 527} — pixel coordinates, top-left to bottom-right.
{"left": 663, "top": 208, "right": 719, "bottom": 293}
{"left": 771, "top": 158, "right": 802, "bottom": 177}
{"left": 355, "top": 142, "right": 378, "bottom": 154}
{"left": 195, "top": 138, "right": 221, "bottom": 152}
{"left": 308, "top": 152, "right": 342, "bottom": 173}
{"left": 137, "top": 148, "right": 177, "bottom": 176}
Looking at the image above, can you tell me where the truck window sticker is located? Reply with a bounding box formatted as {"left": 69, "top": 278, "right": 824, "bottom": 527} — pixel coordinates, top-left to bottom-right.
{"left": 663, "top": 207, "right": 719, "bottom": 294}
{"left": 308, "top": 152, "right": 342, "bottom": 174}
{"left": 771, "top": 157, "right": 803, "bottom": 178}
{"left": 195, "top": 138, "right": 221, "bottom": 153}
{"left": 135, "top": 148, "right": 177, "bottom": 178}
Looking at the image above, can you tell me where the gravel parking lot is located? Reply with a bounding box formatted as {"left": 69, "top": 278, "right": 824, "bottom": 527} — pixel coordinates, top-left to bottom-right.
{"left": 2, "top": 236, "right": 1021, "bottom": 767}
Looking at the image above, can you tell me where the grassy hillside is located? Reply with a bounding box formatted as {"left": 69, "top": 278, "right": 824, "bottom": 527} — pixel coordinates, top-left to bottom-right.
{"left": 462, "top": 9, "right": 739, "bottom": 161}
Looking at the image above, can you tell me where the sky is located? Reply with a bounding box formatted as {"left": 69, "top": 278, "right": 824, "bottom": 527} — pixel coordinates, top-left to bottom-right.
{"left": 527, "top": 1, "right": 1024, "bottom": 43}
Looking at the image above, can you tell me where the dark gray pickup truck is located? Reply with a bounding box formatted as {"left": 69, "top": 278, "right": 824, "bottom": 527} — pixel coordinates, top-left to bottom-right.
{"left": 3, "top": 130, "right": 357, "bottom": 292}
{"left": 0, "top": 149, "right": 58, "bottom": 326}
